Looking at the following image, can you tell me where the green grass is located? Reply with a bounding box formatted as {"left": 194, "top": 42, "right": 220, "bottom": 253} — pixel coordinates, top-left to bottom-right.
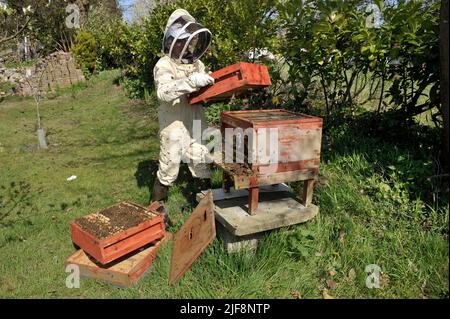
{"left": 0, "top": 70, "right": 448, "bottom": 298}
{"left": 0, "top": 81, "right": 15, "bottom": 94}
{"left": 4, "top": 59, "right": 37, "bottom": 69}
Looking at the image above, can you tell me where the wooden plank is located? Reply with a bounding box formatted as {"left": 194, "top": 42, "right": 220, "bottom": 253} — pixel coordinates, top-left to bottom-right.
{"left": 255, "top": 170, "right": 318, "bottom": 187}
{"left": 65, "top": 236, "right": 171, "bottom": 287}
{"left": 221, "top": 114, "right": 254, "bottom": 129}
{"left": 169, "top": 191, "right": 216, "bottom": 284}
{"left": 302, "top": 179, "right": 315, "bottom": 207}
{"left": 218, "top": 169, "right": 318, "bottom": 189}
{"left": 248, "top": 187, "right": 259, "bottom": 215}
{"left": 196, "top": 183, "right": 290, "bottom": 202}
{"left": 256, "top": 159, "right": 320, "bottom": 174}
{"left": 226, "top": 109, "right": 323, "bottom": 125}
{"left": 190, "top": 80, "right": 246, "bottom": 104}
{"left": 102, "top": 224, "right": 165, "bottom": 264}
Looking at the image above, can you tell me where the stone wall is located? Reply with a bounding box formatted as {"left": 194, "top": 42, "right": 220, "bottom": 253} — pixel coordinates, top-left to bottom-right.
{"left": 0, "top": 51, "right": 85, "bottom": 97}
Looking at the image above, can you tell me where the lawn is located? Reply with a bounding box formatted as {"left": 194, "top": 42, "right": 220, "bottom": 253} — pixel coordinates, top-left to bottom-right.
{"left": 0, "top": 70, "right": 448, "bottom": 298}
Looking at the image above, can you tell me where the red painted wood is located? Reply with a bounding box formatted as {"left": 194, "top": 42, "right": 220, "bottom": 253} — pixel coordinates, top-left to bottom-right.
{"left": 70, "top": 205, "right": 166, "bottom": 265}
{"left": 218, "top": 109, "right": 323, "bottom": 214}
{"left": 189, "top": 62, "right": 271, "bottom": 104}
{"left": 248, "top": 187, "right": 259, "bottom": 215}
{"left": 66, "top": 236, "right": 170, "bottom": 287}
{"left": 101, "top": 224, "right": 165, "bottom": 264}
{"left": 97, "top": 216, "right": 164, "bottom": 247}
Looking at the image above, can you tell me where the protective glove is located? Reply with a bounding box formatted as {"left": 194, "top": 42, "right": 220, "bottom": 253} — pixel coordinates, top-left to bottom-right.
{"left": 188, "top": 73, "right": 215, "bottom": 88}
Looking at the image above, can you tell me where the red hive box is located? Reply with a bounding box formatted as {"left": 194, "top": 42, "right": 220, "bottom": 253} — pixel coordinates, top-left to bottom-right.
{"left": 70, "top": 202, "right": 165, "bottom": 265}
{"left": 218, "top": 109, "right": 323, "bottom": 215}
{"left": 189, "top": 62, "right": 272, "bottom": 105}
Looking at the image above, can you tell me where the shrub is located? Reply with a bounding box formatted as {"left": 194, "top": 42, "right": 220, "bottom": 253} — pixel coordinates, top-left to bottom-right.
{"left": 72, "top": 31, "right": 98, "bottom": 74}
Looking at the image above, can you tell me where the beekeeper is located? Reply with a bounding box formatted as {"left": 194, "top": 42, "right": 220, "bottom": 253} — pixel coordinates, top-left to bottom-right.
{"left": 151, "top": 9, "right": 214, "bottom": 205}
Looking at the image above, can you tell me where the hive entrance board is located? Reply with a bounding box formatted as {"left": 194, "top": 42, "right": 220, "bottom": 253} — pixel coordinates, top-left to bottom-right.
{"left": 169, "top": 190, "right": 215, "bottom": 284}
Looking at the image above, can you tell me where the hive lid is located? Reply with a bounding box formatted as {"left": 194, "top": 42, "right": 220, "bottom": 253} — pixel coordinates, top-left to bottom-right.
{"left": 222, "top": 109, "right": 322, "bottom": 125}
{"left": 169, "top": 190, "right": 216, "bottom": 284}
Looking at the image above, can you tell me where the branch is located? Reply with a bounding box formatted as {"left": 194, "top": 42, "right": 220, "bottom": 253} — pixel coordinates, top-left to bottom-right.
{"left": 0, "top": 16, "right": 31, "bottom": 45}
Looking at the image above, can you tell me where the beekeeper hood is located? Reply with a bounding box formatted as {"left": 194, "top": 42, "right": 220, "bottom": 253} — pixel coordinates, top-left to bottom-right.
{"left": 163, "top": 9, "right": 212, "bottom": 64}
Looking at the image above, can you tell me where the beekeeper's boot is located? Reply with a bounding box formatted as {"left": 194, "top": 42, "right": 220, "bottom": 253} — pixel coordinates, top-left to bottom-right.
{"left": 151, "top": 179, "right": 168, "bottom": 202}
{"left": 151, "top": 179, "right": 172, "bottom": 227}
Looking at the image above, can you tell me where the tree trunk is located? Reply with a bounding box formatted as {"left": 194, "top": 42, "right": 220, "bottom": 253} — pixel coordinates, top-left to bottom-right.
{"left": 440, "top": 0, "right": 449, "bottom": 172}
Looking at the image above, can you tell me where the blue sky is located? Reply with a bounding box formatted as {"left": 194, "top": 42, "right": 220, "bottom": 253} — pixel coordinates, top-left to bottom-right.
{"left": 119, "top": 0, "right": 135, "bottom": 22}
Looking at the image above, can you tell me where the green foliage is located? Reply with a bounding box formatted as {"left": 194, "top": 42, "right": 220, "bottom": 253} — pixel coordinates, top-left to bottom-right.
{"left": 0, "top": 81, "right": 15, "bottom": 93}
{"left": 72, "top": 31, "right": 98, "bottom": 74}
{"left": 203, "top": 102, "right": 243, "bottom": 125}
{"left": 83, "top": 4, "right": 127, "bottom": 71}
{"left": 120, "top": 76, "right": 146, "bottom": 100}
{"left": 285, "top": 227, "right": 317, "bottom": 260}
{"left": 92, "top": 0, "right": 280, "bottom": 98}
{"left": 87, "top": 0, "right": 442, "bottom": 127}
{"left": 278, "top": 0, "right": 440, "bottom": 122}
{"left": 1, "top": 1, "right": 77, "bottom": 53}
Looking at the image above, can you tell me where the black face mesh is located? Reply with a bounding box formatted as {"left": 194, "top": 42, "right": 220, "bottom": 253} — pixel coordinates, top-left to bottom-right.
{"left": 163, "top": 16, "right": 212, "bottom": 63}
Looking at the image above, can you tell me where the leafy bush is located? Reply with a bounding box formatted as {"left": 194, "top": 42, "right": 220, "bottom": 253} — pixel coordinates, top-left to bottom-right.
{"left": 120, "top": 76, "right": 146, "bottom": 100}
{"left": 278, "top": 0, "right": 440, "bottom": 120}
{"left": 72, "top": 31, "right": 98, "bottom": 74}
{"left": 0, "top": 81, "right": 15, "bottom": 93}
{"left": 91, "top": 0, "right": 280, "bottom": 98}
{"left": 87, "top": 0, "right": 443, "bottom": 133}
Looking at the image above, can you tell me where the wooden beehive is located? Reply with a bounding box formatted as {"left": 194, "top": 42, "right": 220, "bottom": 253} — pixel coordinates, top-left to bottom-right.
{"left": 66, "top": 236, "right": 169, "bottom": 288}
{"left": 70, "top": 202, "right": 166, "bottom": 265}
{"left": 217, "top": 109, "right": 323, "bottom": 214}
{"left": 189, "top": 62, "right": 271, "bottom": 105}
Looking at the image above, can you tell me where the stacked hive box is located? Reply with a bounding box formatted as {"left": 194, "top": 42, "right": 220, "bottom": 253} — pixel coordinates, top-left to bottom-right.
{"left": 66, "top": 201, "right": 167, "bottom": 287}
{"left": 218, "top": 109, "right": 323, "bottom": 215}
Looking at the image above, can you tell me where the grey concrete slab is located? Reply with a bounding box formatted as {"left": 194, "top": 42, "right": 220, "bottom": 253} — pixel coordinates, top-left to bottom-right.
{"left": 197, "top": 188, "right": 319, "bottom": 236}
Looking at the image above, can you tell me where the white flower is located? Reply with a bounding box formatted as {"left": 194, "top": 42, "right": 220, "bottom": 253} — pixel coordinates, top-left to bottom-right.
{"left": 22, "top": 5, "right": 32, "bottom": 14}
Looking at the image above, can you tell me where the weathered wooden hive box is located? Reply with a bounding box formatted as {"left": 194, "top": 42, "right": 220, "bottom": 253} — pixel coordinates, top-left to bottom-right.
{"left": 70, "top": 202, "right": 166, "bottom": 264}
{"left": 189, "top": 62, "right": 271, "bottom": 105}
{"left": 218, "top": 109, "right": 323, "bottom": 214}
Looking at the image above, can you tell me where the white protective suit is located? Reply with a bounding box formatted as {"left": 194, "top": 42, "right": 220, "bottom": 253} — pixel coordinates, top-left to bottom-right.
{"left": 154, "top": 9, "right": 214, "bottom": 186}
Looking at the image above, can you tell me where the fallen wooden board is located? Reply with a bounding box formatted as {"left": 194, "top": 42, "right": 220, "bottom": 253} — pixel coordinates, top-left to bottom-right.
{"left": 65, "top": 235, "right": 170, "bottom": 288}
{"left": 198, "top": 189, "right": 318, "bottom": 236}
{"left": 169, "top": 190, "right": 215, "bottom": 285}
